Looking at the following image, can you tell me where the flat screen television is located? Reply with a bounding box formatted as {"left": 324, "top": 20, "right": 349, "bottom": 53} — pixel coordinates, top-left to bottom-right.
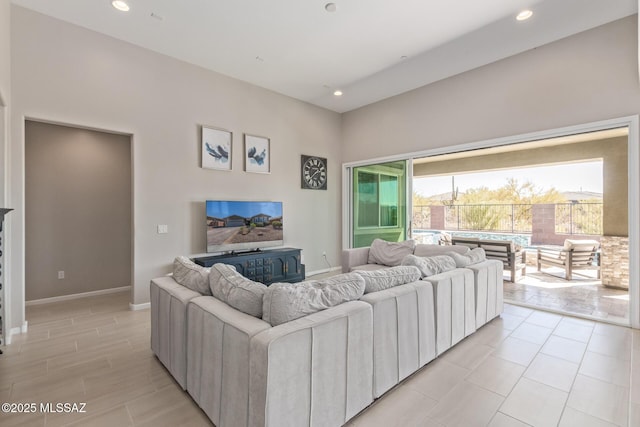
{"left": 206, "top": 200, "right": 283, "bottom": 253}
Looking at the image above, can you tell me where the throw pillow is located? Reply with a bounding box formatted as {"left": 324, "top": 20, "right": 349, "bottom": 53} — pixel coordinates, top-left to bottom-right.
{"left": 447, "top": 248, "right": 487, "bottom": 268}
{"left": 173, "top": 256, "right": 212, "bottom": 295}
{"left": 355, "top": 266, "right": 421, "bottom": 294}
{"left": 209, "top": 263, "right": 267, "bottom": 318}
{"left": 414, "top": 244, "right": 469, "bottom": 257}
{"left": 401, "top": 254, "right": 457, "bottom": 278}
{"left": 368, "top": 238, "right": 416, "bottom": 267}
{"left": 262, "top": 273, "right": 365, "bottom": 326}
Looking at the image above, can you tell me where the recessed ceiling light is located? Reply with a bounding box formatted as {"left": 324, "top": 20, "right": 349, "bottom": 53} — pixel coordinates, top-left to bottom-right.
{"left": 112, "top": 1, "right": 130, "bottom": 12}
{"left": 333, "top": 90, "right": 343, "bottom": 96}
{"left": 325, "top": 3, "right": 337, "bottom": 13}
{"left": 516, "top": 10, "right": 533, "bottom": 21}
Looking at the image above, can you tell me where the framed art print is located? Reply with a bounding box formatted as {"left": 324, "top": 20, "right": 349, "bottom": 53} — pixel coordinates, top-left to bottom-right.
{"left": 202, "top": 126, "right": 232, "bottom": 171}
{"left": 244, "top": 134, "right": 270, "bottom": 173}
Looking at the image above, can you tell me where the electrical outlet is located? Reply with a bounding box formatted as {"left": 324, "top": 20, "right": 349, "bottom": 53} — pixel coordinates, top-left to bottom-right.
{"left": 58, "top": 271, "right": 65, "bottom": 279}
{"left": 157, "top": 224, "right": 169, "bottom": 234}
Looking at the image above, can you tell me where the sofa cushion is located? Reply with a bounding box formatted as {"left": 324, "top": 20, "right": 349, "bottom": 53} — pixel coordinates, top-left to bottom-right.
{"left": 368, "top": 238, "right": 416, "bottom": 267}
{"left": 355, "top": 266, "right": 421, "bottom": 294}
{"left": 414, "top": 244, "right": 469, "bottom": 257}
{"left": 447, "top": 248, "right": 487, "bottom": 268}
{"left": 262, "top": 273, "right": 365, "bottom": 326}
{"left": 209, "top": 263, "right": 267, "bottom": 318}
{"left": 401, "top": 254, "right": 457, "bottom": 278}
{"left": 173, "top": 256, "right": 211, "bottom": 295}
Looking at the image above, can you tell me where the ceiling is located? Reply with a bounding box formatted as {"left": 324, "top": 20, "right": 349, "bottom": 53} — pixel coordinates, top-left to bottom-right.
{"left": 12, "top": 0, "right": 638, "bottom": 113}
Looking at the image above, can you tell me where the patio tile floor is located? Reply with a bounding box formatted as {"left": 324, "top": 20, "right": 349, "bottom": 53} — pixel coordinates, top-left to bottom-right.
{"left": 504, "top": 266, "right": 629, "bottom": 324}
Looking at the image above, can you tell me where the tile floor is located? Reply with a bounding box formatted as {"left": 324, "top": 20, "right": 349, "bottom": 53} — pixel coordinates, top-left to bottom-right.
{"left": 1, "top": 291, "right": 638, "bottom": 426}
{"left": 504, "top": 266, "right": 629, "bottom": 324}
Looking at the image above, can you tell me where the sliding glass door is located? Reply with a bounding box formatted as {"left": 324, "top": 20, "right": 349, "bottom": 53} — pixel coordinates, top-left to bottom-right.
{"left": 351, "top": 160, "right": 408, "bottom": 247}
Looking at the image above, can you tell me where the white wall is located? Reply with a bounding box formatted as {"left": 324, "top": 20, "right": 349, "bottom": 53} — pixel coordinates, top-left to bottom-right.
{"left": 9, "top": 6, "right": 342, "bottom": 330}
{"left": 342, "top": 16, "right": 640, "bottom": 162}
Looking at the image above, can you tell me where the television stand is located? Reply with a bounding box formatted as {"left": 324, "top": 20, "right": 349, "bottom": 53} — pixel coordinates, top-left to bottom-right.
{"left": 193, "top": 247, "right": 304, "bottom": 285}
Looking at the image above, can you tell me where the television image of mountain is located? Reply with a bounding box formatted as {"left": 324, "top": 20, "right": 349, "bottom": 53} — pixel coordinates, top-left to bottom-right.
{"left": 206, "top": 200, "right": 283, "bottom": 252}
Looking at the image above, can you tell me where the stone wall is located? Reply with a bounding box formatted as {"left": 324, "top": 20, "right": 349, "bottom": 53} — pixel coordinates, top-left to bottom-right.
{"left": 600, "top": 236, "right": 629, "bottom": 290}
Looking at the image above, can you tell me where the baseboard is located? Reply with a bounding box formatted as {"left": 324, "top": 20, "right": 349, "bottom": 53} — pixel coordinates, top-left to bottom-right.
{"left": 25, "top": 286, "right": 131, "bottom": 306}
{"left": 6, "top": 321, "right": 28, "bottom": 345}
{"left": 306, "top": 266, "right": 342, "bottom": 277}
{"left": 129, "top": 302, "right": 150, "bottom": 311}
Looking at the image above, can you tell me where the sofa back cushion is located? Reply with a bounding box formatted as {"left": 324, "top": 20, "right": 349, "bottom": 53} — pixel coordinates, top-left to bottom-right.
{"left": 447, "top": 248, "right": 487, "bottom": 268}
{"left": 262, "top": 273, "right": 365, "bottom": 326}
{"left": 173, "top": 256, "right": 211, "bottom": 295}
{"left": 355, "top": 266, "right": 421, "bottom": 294}
{"left": 401, "top": 254, "right": 457, "bottom": 278}
{"left": 368, "top": 238, "right": 416, "bottom": 267}
{"left": 414, "top": 244, "right": 469, "bottom": 257}
{"left": 209, "top": 263, "right": 267, "bottom": 318}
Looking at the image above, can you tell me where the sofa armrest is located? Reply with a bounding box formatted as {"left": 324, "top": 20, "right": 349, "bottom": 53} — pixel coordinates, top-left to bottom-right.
{"left": 150, "top": 276, "right": 203, "bottom": 389}
{"left": 187, "top": 296, "right": 270, "bottom": 427}
{"left": 341, "top": 247, "right": 371, "bottom": 273}
{"left": 249, "top": 301, "right": 374, "bottom": 427}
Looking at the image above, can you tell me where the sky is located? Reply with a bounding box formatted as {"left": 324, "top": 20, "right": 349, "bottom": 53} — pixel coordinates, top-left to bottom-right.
{"left": 414, "top": 160, "right": 603, "bottom": 197}
{"left": 206, "top": 201, "right": 283, "bottom": 218}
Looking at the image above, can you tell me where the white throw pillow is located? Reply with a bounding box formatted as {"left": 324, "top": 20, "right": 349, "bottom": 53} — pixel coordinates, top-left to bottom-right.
{"left": 447, "top": 248, "right": 487, "bottom": 268}
{"left": 173, "top": 256, "right": 211, "bottom": 295}
{"left": 209, "top": 263, "right": 267, "bottom": 318}
{"left": 262, "top": 273, "right": 365, "bottom": 326}
{"left": 414, "top": 244, "right": 469, "bottom": 257}
{"left": 355, "top": 266, "right": 421, "bottom": 294}
{"left": 401, "top": 254, "right": 457, "bottom": 278}
{"left": 368, "top": 238, "right": 416, "bottom": 267}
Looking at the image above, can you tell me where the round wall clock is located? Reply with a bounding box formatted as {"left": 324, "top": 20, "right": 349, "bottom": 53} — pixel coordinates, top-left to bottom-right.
{"left": 301, "top": 155, "right": 327, "bottom": 190}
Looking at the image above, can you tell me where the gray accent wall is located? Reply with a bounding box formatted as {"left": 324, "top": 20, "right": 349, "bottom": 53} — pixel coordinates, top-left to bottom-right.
{"left": 25, "top": 121, "right": 132, "bottom": 301}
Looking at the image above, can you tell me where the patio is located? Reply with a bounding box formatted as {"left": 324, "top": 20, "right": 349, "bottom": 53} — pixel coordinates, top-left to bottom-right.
{"left": 503, "top": 265, "right": 628, "bottom": 323}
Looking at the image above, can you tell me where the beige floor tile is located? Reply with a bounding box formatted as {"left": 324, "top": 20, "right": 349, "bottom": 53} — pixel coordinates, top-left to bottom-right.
{"left": 553, "top": 319, "right": 594, "bottom": 343}
{"left": 493, "top": 336, "right": 542, "bottom": 366}
{"left": 348, "top": 385, "right": 438, "bottom": 427}
{"left": 510, "top": 322, "right": 553, "bottom": 345}
{"left": 579, "top": 351, "right": 631, "bottom": 387}
{"left": 503, "top": 304, "right": 534, "bottom": 318}
{"left": 587, "top": 333, "right": 632, "bottom": 361}
{"left": 524, "top": 353, "right": 579, "bottom": 392}
{"left": 440, "top": 336, "right": 493, "bottom": 370}
{"left": 0, "top": 411, "right": 45, "bottom": 427}
{"left": 493, "top": 313, "right": 526, "bottom": 331}
{"left": 593, "top": 322, "right": 632, "bottom": 339}
{"left": 566, "top": 374, "right": 629, "bottom": 426}
{"left": 9, "top": 374, "right": 85, "bottom": 403}
{"left": 466, "top": 356, "right": 525, "bottom": 396}
{"left": 473, "top": 322, "right": 512, "bottom": 348}
{"left": 428, "top": 381, "right": 504, "bottom": 427}
{"left": 562, "top": 315, "right": 596, "bottom": 328}
{"left": 403, "top": 359, "right": 470, "bottom": 401}
{"left": 500, "top": 377, "right": 568, "bottom": 427}
{"left": 558, "top": 407, "right": 618, "bottom": 427}
{"left": 525, "top": 310, "right": 563, "bottom": 329}
{"left": 488, "top": 412, "right": 530, "bottom": 427}
{"left": 133, "top": 399, "right": 213, "bottom": 427}
{"left": 125, "top": 385, "right": 191, "bottom": 424}
{"left": 63, "top": 405, "right": 133, "bottom": 427}
{"left": 541, "top": 335, "right": 587, "bottom": 363}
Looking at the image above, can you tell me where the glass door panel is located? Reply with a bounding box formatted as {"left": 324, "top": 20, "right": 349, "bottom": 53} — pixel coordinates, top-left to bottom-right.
{"left": 352, "top": 160, "right": 407, "bottom": 247}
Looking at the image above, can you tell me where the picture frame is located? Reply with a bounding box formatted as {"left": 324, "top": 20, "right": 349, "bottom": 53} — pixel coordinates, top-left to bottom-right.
{"left": 201, "top": 126, "right": 232, "bottom": 171}
{"left": 244, "top": 134, "right": 270, "bottom": 173}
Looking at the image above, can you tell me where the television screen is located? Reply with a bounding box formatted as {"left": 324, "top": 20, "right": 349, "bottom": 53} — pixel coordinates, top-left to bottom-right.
{"left": 206, "top": 200, "right": 283, "bottom": 253}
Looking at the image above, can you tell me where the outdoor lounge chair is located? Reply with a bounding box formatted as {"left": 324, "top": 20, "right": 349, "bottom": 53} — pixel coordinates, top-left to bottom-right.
{"left": 450, "top": 237, "right": 526, "bottom": 282}
{"left": 536, "top": 239, "right": 600, "bottom": 281}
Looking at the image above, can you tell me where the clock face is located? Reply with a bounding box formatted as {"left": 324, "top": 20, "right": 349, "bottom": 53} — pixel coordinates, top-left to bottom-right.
{"left": 301, "top": 155, "right": 327, "bottom": 190}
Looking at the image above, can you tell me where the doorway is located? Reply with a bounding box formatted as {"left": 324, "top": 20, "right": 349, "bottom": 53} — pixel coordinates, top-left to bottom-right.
{"left": 24, "top": 121, "right": 132, "bottom": 304}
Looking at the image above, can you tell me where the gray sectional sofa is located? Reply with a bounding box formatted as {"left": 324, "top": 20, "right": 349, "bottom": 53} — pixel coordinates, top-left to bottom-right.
{"left": 150, "top": 241, "right": 505, "bottom": 427}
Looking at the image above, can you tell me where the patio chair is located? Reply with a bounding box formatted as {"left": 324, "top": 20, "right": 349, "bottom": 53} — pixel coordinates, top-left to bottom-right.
{"left": 450, "top": 237, "right": 526, "bottom": 282}
{"left": 536, "top": 239, "right": 600, "bottom": 281}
